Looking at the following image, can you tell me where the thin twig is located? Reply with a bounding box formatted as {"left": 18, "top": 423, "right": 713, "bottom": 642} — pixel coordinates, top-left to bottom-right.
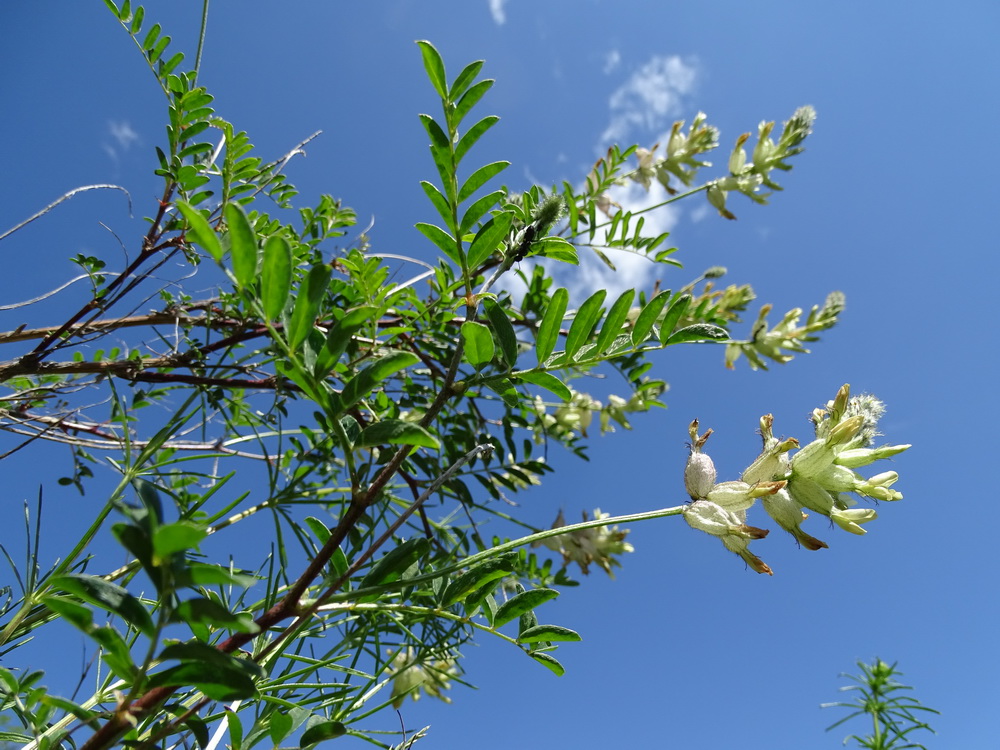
{"left": 0, "top": 185, "right": 132, "bottom": 243}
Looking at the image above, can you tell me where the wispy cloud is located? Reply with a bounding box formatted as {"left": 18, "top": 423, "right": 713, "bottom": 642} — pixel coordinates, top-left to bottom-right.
{"left": 104, "top": 120, "right": 140, "bottom": 163}
{"left": 488, "top": 0, "right": 507, "bottom": 25}
{"left": 599, "top": 55, "right": 697, "bottom": 147}
{"left": 603, "top": 49, "right": 621, "bottom": 74}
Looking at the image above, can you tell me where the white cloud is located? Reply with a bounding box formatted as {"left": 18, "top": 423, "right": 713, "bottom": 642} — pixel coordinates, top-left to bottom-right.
{"left": 104, "top": 120, "right": 140, "bottom": 163}
{"left": 488, "top": 0, "right": 507, "bottom": 25}
{"left": 500, "top": 181, "right": 681, "bottom": 306}
{"left": 109, "top": 120, "right": 140, "bottom": 151}
{"left": 599, "top": 55, "right": 697, "bottom": 146}
{"left": 603, "top": 49, "right": 621, "bottom": 74}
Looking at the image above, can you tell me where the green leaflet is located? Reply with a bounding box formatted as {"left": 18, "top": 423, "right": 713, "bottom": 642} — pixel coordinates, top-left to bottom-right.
{"left": 224, "top": 202, "right": 258, "bottom": 289}
{"left": 461, "top": 320, "right": 495, "bottom": 369}
{"left": 631, "top": 290, "right": 671, "bottom": 345}
{"left": 442, "top": 553, "right": 518, "bottom": 606}
{"left": 467, "top": 211, "right": 512, "bottom": 269}
{"left": 518, "top": 624, "right": 582, "bottom": 643}
{"left": 260, "top": 234, "right": 292, "bottom": 321}
{"left": 355, "top": 419, "right": 440, "bottom": 450}
{"left": 535, "top": 287, "right": 569, "bottom": 363}
{"left": 287, "top": 264, "right": 332, "bottom": 351}
{"left": 595, "top": 288, "right": 635, "bottom": 354}
{"left": 493, "top": 588, "right": 559, "bottom": 627}
{"left": 565, "top": 290, "right": 607, "bottom": 358}
{"left": 515, "top": 371, "right": 571, "bottom": 402}
{"left": 358, "top": 537, "right": 431, "bottom": 602}
{"left": 416, "top": 40, "right": 448, "bottom": 99}
{"left": 176, "top": 201, "right": 222, "bottom": 260}
{"left": 339, "top": 351, "right": 420, "bottom": 410}
{"left": 529, "top": 651, "right": 565, "bottom": 676}
{"left": 482, "top": 297, "right": 518, "bottom": 367}
{"left": 48, "top": 574, "right": 154, "bottom": 637}
{"left": 657, "top": 293, "right": 690, "bottom": 344}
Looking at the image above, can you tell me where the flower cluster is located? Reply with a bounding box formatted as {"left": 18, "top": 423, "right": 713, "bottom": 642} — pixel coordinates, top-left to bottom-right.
{"left": 533, "top": 383, "right": 665, "bottom": 439}
{"left": 682, "top": 384, "right": 909, "bottom": 574}
{"left": 535, "top": 508, "right": 635, "bottom": 577}
{"left": 388, "top": 647, "right": 460, "bottom": 709}
{"left": 607, "top": 106, "right": 815, "bottom": 221}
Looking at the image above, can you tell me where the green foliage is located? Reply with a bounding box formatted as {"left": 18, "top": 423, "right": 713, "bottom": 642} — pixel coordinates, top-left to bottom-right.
{"left": 0, "top": 7, "right": 843, "bottom": 750}
{"left": 823, "top": 659, "right": 939, "bottom": 749}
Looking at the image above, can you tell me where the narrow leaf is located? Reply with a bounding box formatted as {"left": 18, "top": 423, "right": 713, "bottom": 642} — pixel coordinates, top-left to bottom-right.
{"left": 631, "top": 290, "right": 671, "bottom": 346}
{"left": 356, "top": 420, "right": 440, "bottom": 450}
{"left": 657, "top": 294, "right": 690, "bottom": 343}
{"left": 461, "top": 320, "right": 495, "bottom": 369}
{"left": 224, "top": 202, "right": 257, "bottom": 289}
{"left": 49, "top": 574, "right": 154, "bottom": 636}
{"left": 493, "top": 588, "right": 559, "bottom": 627}
{"left": 529, "top": 652, "right": 565, "bottom": 676}
{"left": 449, "top": 60, "right": 485, "bottom": 100}
{"left": 419, "top": 181, "right": 456, "bottom": 233}
{"left": 416, "top": 40, "right": 448, "bottom": 100}
{"left": 158, "top": 641, "right": 264, "bottom": 678}
{"left": 595, "top": 288, "right": 635, "bottom": 354}
{"left": 288, "top": 264, "right": 332, "bottom": 351}
{"left": 530, "top": 236, "right": 578, "bottom": 264}
{"left": 176, "top": 201, "right": 222, "bottom": 260}
{"left": 455, "top": 115, "right": 499, "bottom": 163}
{"left": 665, "top": 323, "right": 730, "bottom": 345}
{"left": 415, "top": 222, "right": 462, "bottom": 267}
{"left": 458, "top": 161, "right": 509, "bottom": 204}
{"left": 482, "top": 298, "right": 518, "bottom": 367}
{"left": 301, "top": 721, "right": 347, "bottom": 746}
{"left": 453, "top": 78, "right": 494, "bottom": 127}
{"left": 146, "top": 662, "right": 257, "bottom": 701}
{"left": 459, "top": 189, "right": 505, "bottom": 237}
{"left": 443, "top": 553, "right": 517, "bottom": 606}
{"left": 564, "top": 290, "right": 607, "bottom": 358}
{"left": 152, "top": 521, "right": 207, "bottom": 559}
{"left": 315, "top": 305, "right": 378, "bottom": 375}
{"left": 484, "top": 378, "right": 519, "bottom": 407}
{"left": 261, "top": 234, "right": 292, "bottom": 321}
{"left": 467, "top": 212, "right": 513, "bottom": 269}
{"left": 171, "top": 597, "right": 259, "bottom": 634}
{"left": 516, "top": 371, "right": 571, "bottom": 402}
{"left": 358, "top": 538, "right": 431, "bottom": 599}
{"left": 340, "top": 351, "right": 419, "bottom": 409}
{"left": 535, "top": 287, "right": 569, "bottom": 363}
{"left": 519, "top": 624, "right": 582, "bottom": 643}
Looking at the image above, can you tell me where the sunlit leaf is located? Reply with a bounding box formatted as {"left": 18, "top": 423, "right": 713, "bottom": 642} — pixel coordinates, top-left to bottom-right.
{"left": 516, "top": 371, "right": 571, "bottom": 402}
{"left": 519, "top": 624, "right": 582, "bottom": 643}
{"left": 288, "top": 264, "right": 332, "bottom": 351}
{"left": 356, "top": 420, "right": 440, "bottom": 449}
{"left": 529, "top": 651, "right": 565, "bottom": 676}
{"left": 493, "top": 588, "right": 559, "bottom": 627}
{"left": 176, "top": 201, "right": 222, "bottom": 260}
{"left": 224, "top": 202, "right": 258, "bottom": 289}
{"left": 416, "top": 40, "right": 448, "bottom": 100}
{"left": 535, "top": 287, "right": 568, "bottom": 363}
{"left": 631, "top": 290, "right": 671, "bottom": 346}
{"left": 565, "top": 290, "right": 607, "bottom": 358}
{"left": 467, "top": 211, "right": 512, "bottom": 269}
{"left": 301, "top": 720, "right": 347, "bottom": 746}
{"left": 261, "top": 234, "right": 292, "bottom": 321}
{"left": 482, "top": 298, "right": 518, "bottom": 367}
{"left": 49, "top": 574, "right": 154, "bottom": 636}
{"left": 461, "top": 320, "right": 495, "bottom": 369}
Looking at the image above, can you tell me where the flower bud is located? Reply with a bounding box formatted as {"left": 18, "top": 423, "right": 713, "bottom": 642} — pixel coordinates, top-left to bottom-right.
{"left": 830, "top": 507, "right": 877, "bottom": 535}
{"left": 685, "top": 452, "right": 717, "bottom": 500}
{"left": 760, "top": 488, "right": 828, "bottom": 551}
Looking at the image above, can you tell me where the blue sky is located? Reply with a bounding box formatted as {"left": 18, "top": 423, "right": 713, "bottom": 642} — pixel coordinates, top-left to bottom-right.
{"left": 1, "top": 1, "right": 998, "bottom": 748}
